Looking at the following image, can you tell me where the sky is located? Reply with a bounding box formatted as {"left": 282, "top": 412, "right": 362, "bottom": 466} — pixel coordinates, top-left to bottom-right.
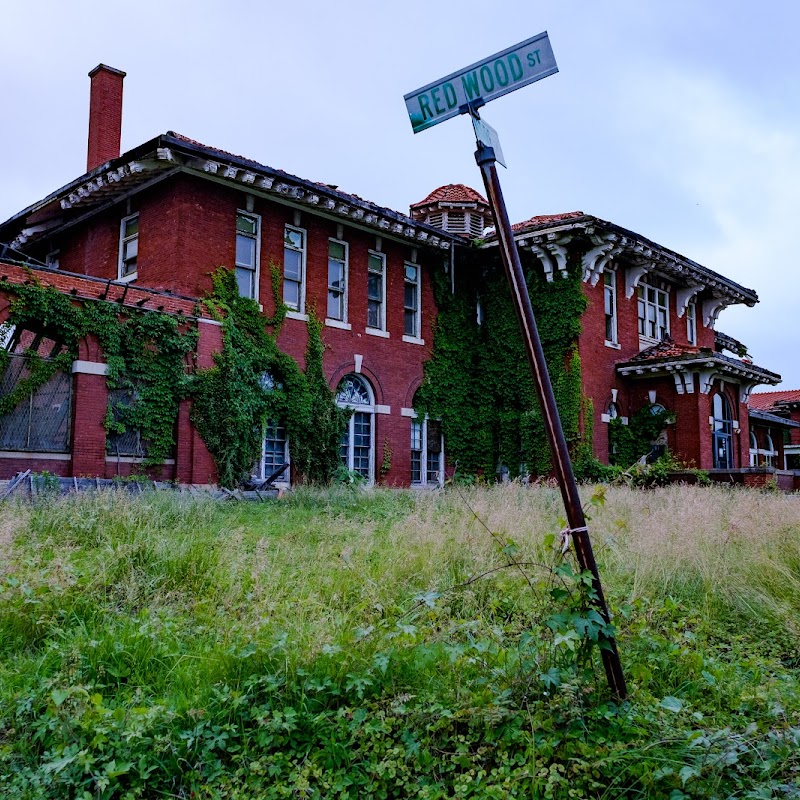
{"left": 1, "top": 0, "right": 798, "bottom": 387}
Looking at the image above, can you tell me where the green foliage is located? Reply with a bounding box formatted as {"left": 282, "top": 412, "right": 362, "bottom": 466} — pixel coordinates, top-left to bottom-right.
{"left": 0, "top": 278, "right": 196, "bottom": 463}
{"left": 416, "top": 249, "right": 588, "bottom": 479}
{"left": 2, "top": 486, "right": 800, "bottom": 798}
{"left": 190, "top": 268, "right": 348, "bottom": 487}
{"left": 609, "top": 403, "right": 676, "bottom": 467}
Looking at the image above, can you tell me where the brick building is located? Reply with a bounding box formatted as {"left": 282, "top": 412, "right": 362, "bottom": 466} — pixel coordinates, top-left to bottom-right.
{"left": 0, "top": 65, "right": 789, "bottom": 486}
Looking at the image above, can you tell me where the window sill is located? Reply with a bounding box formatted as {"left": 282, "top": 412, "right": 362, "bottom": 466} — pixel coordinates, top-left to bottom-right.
{"left": 638, "top": 336, "right": 662, "bottom": 350}
{"left": 105, "top": 456, "right": 176, "bottom": 465}
{"left": 365, "top": 327, "right": 390, "bottom": 339}
{"left": 117, "top": 273, "right": 137, "bottom": 284}
{"left": 402, "top": 335, "right": 425, "bottom": 346}
{"left": 604, "top": 340, "right": 621, "bottom": 350}
{"left": 325, "top": 318, "right": 351, "bottom": 330}
{"left": 285, "top": 310, "right": 308, "bottom": 322}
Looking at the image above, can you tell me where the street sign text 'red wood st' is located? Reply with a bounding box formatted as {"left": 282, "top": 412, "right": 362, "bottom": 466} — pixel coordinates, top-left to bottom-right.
{"left": 404, "top": 32, "right": 558, "bottom": 133}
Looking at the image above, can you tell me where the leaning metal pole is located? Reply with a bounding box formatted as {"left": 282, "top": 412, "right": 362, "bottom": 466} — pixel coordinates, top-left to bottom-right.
{"left": 474, "top": 142, "right": 627, "bottom": 700}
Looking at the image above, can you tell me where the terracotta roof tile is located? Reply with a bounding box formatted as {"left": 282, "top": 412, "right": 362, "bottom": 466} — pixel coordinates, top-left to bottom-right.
{"left": 510, "top": 211, "right": 586, "bottom": 233}
{"left": 411, "top": 184, "right": 488, "bottom": 208}
{"left": 748, "top": 390, "right": 800, "bottom": 410}
{"left": 626, "top": 337, "right": 702, "bottom": 362}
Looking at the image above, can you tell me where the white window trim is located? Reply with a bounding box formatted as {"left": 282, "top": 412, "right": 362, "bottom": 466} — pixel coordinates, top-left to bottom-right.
{"left": 409, "top": 410, "right": 445, "bottom": 488}
{"left": 337, "top": 377, "right": 375, "bottom": 485}
{"left": 118, "top": 212, "right": 139, "bottom": 282}
{"left": 404, "top": 261, "right": 422, "bottom": 340}
{"left": 327, "top": 237, "right": 349, "bottom": 324}
{"left": 367, "top": 249, "right": 387, "bottom": 333}
{"left": 45, "top": 249, "right": 60, "bottom": 270}
{"left": 365, "top": 328, "right": 390, "bottom": 339}
{"left": 255, "top": 420, "right": 291, "bottom": 488}
{"left": 637, "top": 279, "right": 670, "bottom": 342}
{"left": 604, "top": 269, "right": 618, "bottom": 346}
{"left": 283, "top": 224, "right": 307, "bottom": 314}
{"left": 686, "top": 300, "right": 697, "bottom": 345}
{"left": 235, "top": 209, "right": 261, "bottom": 301}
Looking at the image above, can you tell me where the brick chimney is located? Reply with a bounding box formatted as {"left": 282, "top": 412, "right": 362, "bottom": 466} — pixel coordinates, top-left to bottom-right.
{"left": 86, "top": 64, "right": 126, "bottom": 172}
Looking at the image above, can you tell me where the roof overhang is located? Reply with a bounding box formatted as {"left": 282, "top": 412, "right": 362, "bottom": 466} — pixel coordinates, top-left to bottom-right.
{"left": 482, "top": 214, "right": 758, "bottom": 308}
{"left": 748, "top": 409, "right": 800, "bottom": 429}
{"left": 617, "top": 351, "right": 780, "bottom": 403}
{"left": 0, "top": 133, "right": 461, "bottom": 254}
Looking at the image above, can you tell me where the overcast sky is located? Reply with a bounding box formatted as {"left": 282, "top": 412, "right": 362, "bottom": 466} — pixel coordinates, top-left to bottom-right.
{"left": 2, "top": 0, "right": 798, "bottom": 388}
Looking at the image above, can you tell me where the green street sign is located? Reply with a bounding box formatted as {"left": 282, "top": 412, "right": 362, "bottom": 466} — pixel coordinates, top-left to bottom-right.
{"left": 403, "top": 32, "right": 558, "bottom": 134}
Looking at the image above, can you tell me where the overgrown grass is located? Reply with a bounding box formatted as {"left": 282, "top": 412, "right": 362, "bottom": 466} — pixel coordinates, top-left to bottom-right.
{"left": 1, "top": 484, "right": 799, "bottom": 798}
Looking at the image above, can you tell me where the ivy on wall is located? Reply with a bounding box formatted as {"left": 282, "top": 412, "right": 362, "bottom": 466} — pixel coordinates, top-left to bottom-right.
{"left": 0, "top": 277, "right": 197, "bottom": 464}
{"left": 0, "top": 268, "right": 348, "bottom": 486}
{"left": 608, "top": 404, "right": 675, "bottom": 467}
{"left": 190, "top": 267, "right": 348, "bottom": 487}
{"left": 415, "top": 247, "right": 588, "bottom": 479}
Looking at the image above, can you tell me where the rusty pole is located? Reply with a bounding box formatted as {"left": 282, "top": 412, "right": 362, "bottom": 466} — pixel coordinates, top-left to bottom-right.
{"left": 474, "top": 142, "right": 627, "bottom": 700}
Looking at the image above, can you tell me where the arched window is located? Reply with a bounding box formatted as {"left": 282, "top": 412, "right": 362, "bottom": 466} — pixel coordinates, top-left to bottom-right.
{"left": 411, "top": 392, "right": 444, "bottom": 486}
{"left": 0, "top": 323, "right": 71, "bottom": 454}
{"left": 253, "top": 372, "right": 289, "bottom": 485}
{"left": 749, "top": 431, "right": 758, "bottom": 467}
{"left": 765, "top": 430, "right": 775, "bottom": 468}
{"left": 712, "top": 392, "right": 733, "bottom": 469}
{"left": 336, "top": 374, "right": 374, "bottom": 482}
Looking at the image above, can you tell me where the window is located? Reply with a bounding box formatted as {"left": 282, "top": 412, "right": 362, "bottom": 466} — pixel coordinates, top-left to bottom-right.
{"left": 118, "top": 213, "right": 139, "bottom": 280}
{"left": 106, "top": 387, "right": 150, "bottom": 459}
{"left": 604, "top": 270, "right": 617, "bottom": 344}
{"left": 336, "top": 374, "right": 374, "bottom": 482}
{"left": 327, "top": 239, "right": 348, "bottom": 322}
{"left": 765, "top": 431, "right": 776, "bottom": 468}
{"left": 749, "top": 431, "right": 758, "bottom": 467}
{"left": 637, "top": 281, "right": 669, "bottom": 341}
{"left": 367, "top": 251, "right": 386, "bottom": 331}
{"left": 411, "top": 413, "right": 444, "bottom": 486}
{"left": 686, "top": 300, "right": 697, "bottom": 345}
{"left": 0, "top": 326, "right": 71, "bottom": 453}
{"left": 404, "top": 263, "right": 420, "bottom": 338}
{"left": 45, "top": 250, "right": 60, "bottom": 270}
{"left": 283, "top": 225, "right": 306, "bottom": 312}
{"left": 256, "top": 419, "right": 290, "bottom": 484}
{"left": 235, "top": 212, "right": 260, "bottom": 299}
{"left": 253, "top": 373, "right": 290, "bottom": 485}
{"left": 712, "top": 392, "right": 733, "bottom": 469}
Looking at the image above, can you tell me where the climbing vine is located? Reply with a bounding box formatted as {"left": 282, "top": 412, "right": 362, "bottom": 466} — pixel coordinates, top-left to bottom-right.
{"left": 415, "top": 246, "right": 588, "bottom": 479}
{"left": 0, "top": 278, "right": 196, "bottom": 464}
{"left": 190, "top": 266, "right": 348, "bottom": 487}
{"left": 608, "top": 404, "right": 676, "bottom": 467}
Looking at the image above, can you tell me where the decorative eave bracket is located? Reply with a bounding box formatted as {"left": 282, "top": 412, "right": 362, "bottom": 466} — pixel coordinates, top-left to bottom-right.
{"left": 521, "top": 233, "right": 571, "bottom": 282}
{"left": 702, "top": 297, "right": 729, "bottom": 328}
{"left": 675, "top": 285, "right": 701, "bottom": 319}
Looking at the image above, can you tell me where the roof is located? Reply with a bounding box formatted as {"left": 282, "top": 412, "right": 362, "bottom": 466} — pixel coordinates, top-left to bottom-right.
{"left": 411, "top": 184, "right": 488, "bottom": 209}
{"left": 616, "top": 337, "right": 781, "bottom": 387}
{"left": 748, "top": 408, "right": 800, "bottom": 429}
{"left": 511, "top": 211, "right": 586, "bottom": 232}
{"left": 623, "top": 337, "right": 702, "bottom": 362}
{"left": 749, "top": 390, "right": 800, "bottom": 411}
{"left": 0, "top": 132, "right": 461, "bottom": 253}
{"left": 481, "top": 211, "right": 759, "bottom": 307}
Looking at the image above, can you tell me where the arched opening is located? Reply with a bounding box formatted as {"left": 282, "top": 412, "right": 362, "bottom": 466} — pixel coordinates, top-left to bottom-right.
{"left": 712, "top": 392, "right": 733, "bottom": 469}
{"left": 252, "top": 372, "right": 290, "bottom": 486}
{"left": 749, "top": 430, "right": 758, "bottom": 467}
{"left": 765, "top": 430, "right": 775, "bottom": 468}
{"left": 411, "top": 391, "right": 444, "bottom": 486}
{"left": 336, "top": 374, "right": 374, "bottom": 482}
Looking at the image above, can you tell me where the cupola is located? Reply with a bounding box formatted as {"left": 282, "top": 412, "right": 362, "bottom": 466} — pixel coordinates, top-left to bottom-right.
{"left": 410, "top": 184, "right": 490, "bottom": 238}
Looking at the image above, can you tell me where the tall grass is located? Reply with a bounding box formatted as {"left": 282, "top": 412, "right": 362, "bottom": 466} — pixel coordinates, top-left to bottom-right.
{"left": 1, "top": 484, "right": 799, "bottom": 798}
